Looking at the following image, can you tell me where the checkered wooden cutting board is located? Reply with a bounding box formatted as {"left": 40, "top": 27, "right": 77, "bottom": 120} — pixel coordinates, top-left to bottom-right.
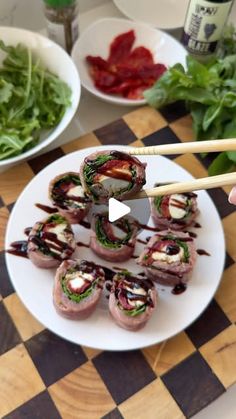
{"left": 1, "top": 103, "right": 236, "bottom": 419}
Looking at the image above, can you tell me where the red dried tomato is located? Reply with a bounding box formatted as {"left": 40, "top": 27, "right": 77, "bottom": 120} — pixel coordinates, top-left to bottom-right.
{"left": 86, "top": 29, "right": 167, "bottom": 99}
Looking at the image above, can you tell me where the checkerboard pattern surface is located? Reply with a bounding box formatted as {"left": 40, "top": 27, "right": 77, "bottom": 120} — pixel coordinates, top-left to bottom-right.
{"left": 1, "top": 104, "right": 236, "bottom": 419}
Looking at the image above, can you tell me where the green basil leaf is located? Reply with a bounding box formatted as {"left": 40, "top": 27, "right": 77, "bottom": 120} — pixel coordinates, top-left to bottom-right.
{"left": 208, "top": 152, "right": 234, "bottom": 176}
{"left": 226, "top": 150, "right": 236, "bottom": 163}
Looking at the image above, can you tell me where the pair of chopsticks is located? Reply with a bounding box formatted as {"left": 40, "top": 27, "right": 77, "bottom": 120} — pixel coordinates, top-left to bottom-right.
{"left": 126, "top": 139, "right": 236, "bottom": 199}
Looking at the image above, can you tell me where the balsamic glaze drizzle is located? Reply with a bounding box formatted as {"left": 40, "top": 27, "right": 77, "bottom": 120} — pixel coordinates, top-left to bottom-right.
{"left": 172, "top": 283, "right": 187, "bottom": 295}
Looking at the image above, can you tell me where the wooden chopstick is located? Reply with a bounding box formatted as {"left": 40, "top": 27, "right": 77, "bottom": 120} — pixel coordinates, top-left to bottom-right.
{"left": 127, "top": 139, "right": 236, "bottom": 156}
{"left": 126, "top": 172, "right": 236, "bottom": 200}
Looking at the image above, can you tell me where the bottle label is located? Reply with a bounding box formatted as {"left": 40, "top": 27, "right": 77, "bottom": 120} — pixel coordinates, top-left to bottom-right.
{"left": 45, "top": 18, "right": 79, "bottom": 51}
{"left": 182, "top": 0, "right": 233, "bottom": 55}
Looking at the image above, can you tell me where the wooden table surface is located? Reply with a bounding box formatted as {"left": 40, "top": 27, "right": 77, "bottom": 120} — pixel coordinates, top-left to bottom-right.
{"left": 0, "top": 103, "right": 236, "bottom": 419}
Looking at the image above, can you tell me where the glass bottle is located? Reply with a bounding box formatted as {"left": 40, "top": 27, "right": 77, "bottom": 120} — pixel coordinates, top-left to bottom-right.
{"left": 43, "top": 0, "right": 79, "bottom": 54}
{"left": 182, "top": 0, "right": 234, "bottom": 60}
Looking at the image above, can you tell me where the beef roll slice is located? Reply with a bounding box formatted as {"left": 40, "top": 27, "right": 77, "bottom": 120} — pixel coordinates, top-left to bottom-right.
{"left": 137, "top": 230, "right": 196, "bottom": 286}
{"left": 49, "top": 172, "right": 91, "bottom": 224}
{"left": 109, "top": 271, "right": 157, "bottom": 331}
{"left": 90, "top": 212, "right": 139, "bottom": 262}
{"left": 152, "top": 189, "right": 199, "bottom": 230}
{"left": 53, "top": 259, "right": 105, "bottom": 320}
{"left": 28, "top": 214, "right": 76, "bottom": 268}
{"left": 80, "top": 150, "right": 146, "bottom": 203}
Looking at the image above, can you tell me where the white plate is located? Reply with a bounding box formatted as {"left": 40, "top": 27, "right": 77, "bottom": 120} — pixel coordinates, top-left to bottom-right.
{"left": 5, "top": 145, "right": 225, "bottom": 351}
{"left": 71, "top": 18, "right": 187, "bottom": 106}
{"left": 113, "top": 0, "right": 189, "bottom": 30}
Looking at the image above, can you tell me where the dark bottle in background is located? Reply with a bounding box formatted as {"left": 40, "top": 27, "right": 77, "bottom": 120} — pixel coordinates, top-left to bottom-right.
{"left": 182, "top": 0, "right": 234, "bottom": 59}
{"left": 43, "top": 0, "right": 79, "bottom": 54}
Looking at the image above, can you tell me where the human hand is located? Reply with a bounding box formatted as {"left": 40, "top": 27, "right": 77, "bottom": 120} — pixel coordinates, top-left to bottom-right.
{"left": 229, "top": 187, "right": 236, "bottom": 205}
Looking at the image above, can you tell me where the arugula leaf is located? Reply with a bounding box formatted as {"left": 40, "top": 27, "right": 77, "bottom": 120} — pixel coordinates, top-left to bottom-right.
{"left": 0, "top": 79, "right": 13, "bottom": 103}
{"left": 83, "top": 154, "right": 113, "bottom": 188}
{"left": 177, "top": 240, "right": 190, "bottom": 262}
{"left": 62, "top": 279, "right": 97, "bottom": 303}
{"left": 95, "top": 215, "right": 132, "bottom": 249}
{"left": 122, "top": 304, "right": 146, "bottom": 317}
{"left": 154, "top": 196, "right": 163, "bottom": 213}
{"left": 0, "top": 41, "right": 72, "bottom": 160}
{"left": 47, "top": 214, "right": 67, "bottom": 224}
{"left": 164, "top": 235, "right": 190, "bottom": 262}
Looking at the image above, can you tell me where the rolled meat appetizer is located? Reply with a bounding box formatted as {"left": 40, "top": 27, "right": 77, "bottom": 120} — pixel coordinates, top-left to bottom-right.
{"left": 49, "top": 172, "right": 91, "bottom": 224}
{"left": 90, "top": 212, "right": 139, "bottom": 262}
{"left": 80, "top": 150, "right": 146, "bottom": 203}
{"left": 53, "top": 259, "right": 105, "bottom": 320}
{"left": 137, "top": 230, "right": 196, "bottom": 286}
{"left": 109, "top": 271, "right": 157, "bottom": 331}
{"left": 151, "top": 186, "right": 199, "bottom": 230}
{"left": 28, "top": 214, "right": 76, "bottom": 269}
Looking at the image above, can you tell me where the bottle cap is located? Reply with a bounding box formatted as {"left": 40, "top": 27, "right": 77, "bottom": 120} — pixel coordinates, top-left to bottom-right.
{"left": 43, "top": 0, "right": 76, "bottom": 7}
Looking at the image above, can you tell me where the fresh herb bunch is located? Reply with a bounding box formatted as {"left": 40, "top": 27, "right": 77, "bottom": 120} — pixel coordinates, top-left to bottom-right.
{"left": 144, "top": 28, "right": 236, "bottom": 175}
{"left": 217, "top": 24, "right": 236, "bottom": 58}
{"left": 0, "top": 41, "right": 72, "bottom": 160}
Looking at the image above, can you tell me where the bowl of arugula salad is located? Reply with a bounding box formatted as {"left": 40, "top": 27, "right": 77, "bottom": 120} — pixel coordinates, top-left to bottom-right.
{"left": 0, "top": 27, "right": 80, "bottom": 169}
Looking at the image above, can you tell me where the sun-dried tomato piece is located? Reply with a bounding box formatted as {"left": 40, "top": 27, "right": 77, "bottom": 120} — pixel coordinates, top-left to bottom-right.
{"left": 125, "top": 46, "right": 154, "bottom": 67}
{"left": 108, "top": 30, "right": 135, "bottom": 65}
{"left": 106, "top": 78, "right": 143, "bottom": 95}
{"left": 116, "top": 63, "right": 166, "bottom": 81}
{"left": 86, "top": 55, "right": 109, "bottom": 71}
{"left": 125, "top": 86, "right": 148, "bottom": 100}
{"left": 91, "top": 68, "right": 118, "bottom": 89}
{"left": 139, "top": 63, "right": 167, "bottom": 80}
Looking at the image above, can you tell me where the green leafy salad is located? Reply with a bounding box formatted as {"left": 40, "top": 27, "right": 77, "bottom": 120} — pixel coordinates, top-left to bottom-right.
{"left": 0, "top": 41, "right": 72, "bottom": 160}
{"left": 144, "top": 25, "right": 236, "bottom": 175}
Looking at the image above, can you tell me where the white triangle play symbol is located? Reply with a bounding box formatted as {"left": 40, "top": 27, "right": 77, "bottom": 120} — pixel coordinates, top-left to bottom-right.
{"left": 108, "top": 198, "right": 130, "bottom": 222}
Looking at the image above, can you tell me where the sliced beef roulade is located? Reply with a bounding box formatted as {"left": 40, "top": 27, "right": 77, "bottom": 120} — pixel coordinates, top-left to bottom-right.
{"left": 80, "top": 150, "right": 146, "bottom": 203}
{"left": 49, "top": 172, "right": 91, "bottom": 224}
{"left": 53, "top": 259, "right": 105, "bottom": 320}
{"left": 28, "top": 214, "right": 76, "bottom": 269}
{"left": 90, "top": 212, "right": 139, "bottom": 262}
{"left": 109, "top": 271, "right": 157, "bottom": 331}
{"left": 151, "top": 187, "right": 199, "bottom": 230}
{"left": 137, "top": 230, "right": 196, "bottom": 286}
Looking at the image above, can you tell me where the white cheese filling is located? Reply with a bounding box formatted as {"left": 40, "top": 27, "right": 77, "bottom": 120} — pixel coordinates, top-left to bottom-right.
{"left": 98, "top": 175, "right": 130, "bottom": 192}
{"left": 67, "top": 185, "right": 85, "bottom": 198}
{"left": 125, "top": 285, "right": 146, "bottom": 296}
{"left": 152, "top": 245, "right": 184, "bottom": 264}
{"left": 127, "top": 298, "right": 145, "bottom": 308}
{"left": 169, "top": 194, "right": 188, "bottom": 219}
{"left": 67, "top": 271, "right": 94, "bottom": 292}
{"left": 125, "top": 284, "right": 147, "bottom": 308}
{"left": 48, "top": 223, "right": 68, "bottom": 243}
{"left": 112, "top": 225, "right": 127, "bottom": 240}
{"left": 66, "top": 185, "right": 86, "bottom": 208}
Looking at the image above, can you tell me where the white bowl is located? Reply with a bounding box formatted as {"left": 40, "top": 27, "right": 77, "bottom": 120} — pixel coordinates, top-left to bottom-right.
{"left": 113, "top": 0, "right": 189, "bottom": 30}
{"left": 0, "top": 27, "right": 80, "bottom": 169}
{"left": 71, "top": 18, "right": 187, "bottom": 106}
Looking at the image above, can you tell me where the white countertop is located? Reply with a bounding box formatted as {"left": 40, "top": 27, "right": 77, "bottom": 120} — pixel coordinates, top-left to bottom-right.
{"left": 2, "top": 0, "right": 236, "bottom": 417}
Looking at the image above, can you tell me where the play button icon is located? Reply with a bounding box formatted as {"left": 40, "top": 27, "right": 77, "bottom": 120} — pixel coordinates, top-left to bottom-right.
{"left": 87, "top": 191, "right": 151, "bottom": 234}
{"left": 108, "top": 198, "right": 130, "bottom": 222}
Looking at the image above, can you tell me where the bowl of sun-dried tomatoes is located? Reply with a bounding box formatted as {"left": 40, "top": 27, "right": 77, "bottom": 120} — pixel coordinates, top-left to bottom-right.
{"left": 71, "top": 18, "right": 187, "bottom": 106}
